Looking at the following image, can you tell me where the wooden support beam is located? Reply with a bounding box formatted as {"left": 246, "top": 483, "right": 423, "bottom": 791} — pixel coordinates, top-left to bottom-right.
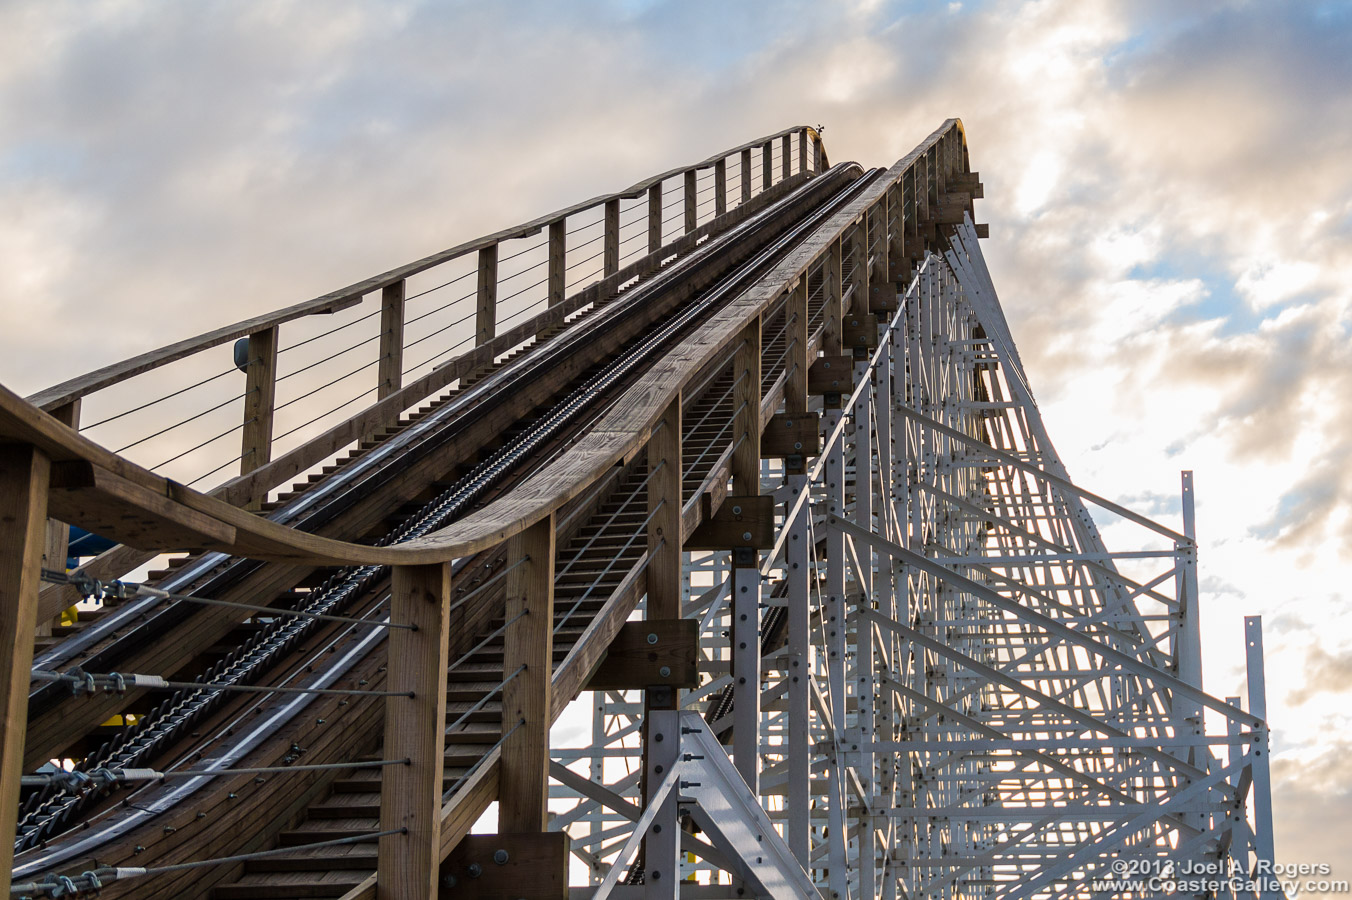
{"left": 47, "top": 461, "right": 236, "bottom": 550}
{"left": 814, "top": 132, "right": 824, "bottom": 172}
{"left": 585, "top": 619, "right": 698, "bottom": 690}
{"left": 378, "top": 280, "right": 405, "bottom": 400}
{"left": 603, "top": 198, "right": 620, "bottom": 277}
{"left": 684, "top": 169, "right": 697, "bottom": 234}
{"left": 380, "top": 562, "right": 452, "bottom": 900}
{"left": 40, "top": 400, "right": 79, "bottom": 634}
{"left": 441, "top": 833, "right": 569, "bottom": 900}
{"left": 476, "top": 244, "right": 498, "bottom": 346}
{"left": 870, "top": 197, "right": 895, "bottom": 311}
{"left": 845, "top": 219, "right": 869, "bottom": 316}
{"left": 714, "top": 159, "right": 728, "bottom": 217}
{"left": 732, "top": 317, "right": 761, "bottom": 494}
{"left": 761, "top": 411, "right": 821, "bottom": 459}
{"left": 808, "top": 355, "right": 855, "bottom": 397}
{"left": 648, "top": 183, "right": 663, "bottom": 254}
{"left": 740, "top": 147, "right": 752, "bottom": 202}
{"left": 799, "top": 128, "right": 808, "bottom": 175}
{"left": 239, "top": 325, "right": 278, "bottom": 484}
{"left": 547, "top": 220, "right": 566, "bottom": 307}
{"left": 761, "top": 141, "right": 772, "bottom": 192}
{"left": 785, "top": 280, "right": 809, "bottom": 414}
{"left": 499, "top": 515, "right": 555, "bottom": 832}
{"left": 781, "top": 133, "right": 791, "bottom": 180}
{"left": 843, "top": 312, "right": 880, "bottom": 351}
{"left": 686, "top": 495, "right": 775, "bottom": 550}
{"left": 975, "top": 222, "right": 990, "bottom": 239}
{"left": 648, "top": 396, "right": 682, "bottom": 621}
{"left": 0, "top": 444, "right": 50, "bottom": 900}
{"left": 823, "top": 238, "right": 844, "bottom": 355}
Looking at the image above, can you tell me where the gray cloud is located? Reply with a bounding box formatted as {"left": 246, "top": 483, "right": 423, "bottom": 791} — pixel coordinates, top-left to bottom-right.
{"left": 3, "top": 0, "right": 1352, "bottom": 865}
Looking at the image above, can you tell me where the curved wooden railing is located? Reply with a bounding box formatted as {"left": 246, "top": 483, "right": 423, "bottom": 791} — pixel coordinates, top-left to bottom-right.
{"left": 0, "top": 119, "right": 982, "bottom": 899}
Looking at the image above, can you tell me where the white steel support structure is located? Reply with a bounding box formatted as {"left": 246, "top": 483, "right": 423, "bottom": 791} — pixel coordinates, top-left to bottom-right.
{"left": 546, "top": 219, "right": 1279, "bottom": 899}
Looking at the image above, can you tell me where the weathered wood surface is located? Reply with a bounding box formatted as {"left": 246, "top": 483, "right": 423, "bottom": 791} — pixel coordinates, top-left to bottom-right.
{"left": 379, "top": 563, "right": 452, "bottom": 900}
{"left": 0, "top": 445, "right": 49, "bottom": 899}
{"left": 2, "top": 120, "right": 967, "bottom": 573}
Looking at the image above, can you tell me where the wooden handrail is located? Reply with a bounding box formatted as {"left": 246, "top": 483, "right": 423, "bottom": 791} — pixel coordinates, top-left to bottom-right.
{"left": 25, "top": 294, "right": 362, "bottom": 412}
{"left": 0, "top": 121, "right": 966, "bottom": 573}
{"left": 25, "top": 126, "right": 824, "bottom": 415}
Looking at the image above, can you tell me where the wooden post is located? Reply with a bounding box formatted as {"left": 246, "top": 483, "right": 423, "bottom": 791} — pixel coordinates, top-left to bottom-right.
{"left": 799, "top": 129, "right": 808, "bottom": 175}
{"left": 378, "top": 280, "right": 405, "bottom": 400}
{"left": 379, "top": 563, "right": 451, "bottom": 899}
{"left": 761, "top": 141, "right": 772, "bottom": 192}
{"left": 714, "top": 159, "right": 727, "bottom": 217}
{"left": 0, "top": 444, "right": 51, "bottom": 899}
{"left": 732, "top": 318, "right": 762, "bottom": 495}
{"left": 240, "top": 325, "right": 278, "bottom": 487}
{"left": 476, "top": 244, "right": 498, "bottom": 346}
{"left": 684, "top": 170, "right": 697, "bottom": 234}
{"left": 548, "top": 220, "right": 566, "bottom": 307}
{"left": 647, "top": 183, "right": 663, "bottom": 254}
{"left": 814, "top": 133, "right": 824, "bottom": 172}
{"left": 648, "top": 397, "right": 682, "bottom": 620}
{"left": 781, "top": 133, "right": 791, "bottom": 181}
{"left": 603, "top": 198, "right": 620, "bottom": 278}
{"left": 847, "top": 219, "right": 870, "bottom": 314}
{"left": 500, "top": 515, "right": 556, "bottom": 831}
{"left": 785, "top": 280, "right": 809, "bottom": 415}
{"left": 823, "top": 238, "right": 844, "bottom": 356}
{"left": 40, "top": 401, "right": 79, "bottom": 633}
{"left": 740, "top": 148, "right": 752, "bottom": 202}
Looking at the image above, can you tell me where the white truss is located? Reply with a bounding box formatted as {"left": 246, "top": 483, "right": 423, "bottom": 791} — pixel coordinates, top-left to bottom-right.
{"left": 548, "top": 220, "right": 1279, "bottom": 899}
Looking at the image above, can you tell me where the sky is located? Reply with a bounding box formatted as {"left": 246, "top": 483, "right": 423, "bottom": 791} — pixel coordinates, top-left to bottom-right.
{"left": 2, "top": 0, "right": 1350, "bottom": 879}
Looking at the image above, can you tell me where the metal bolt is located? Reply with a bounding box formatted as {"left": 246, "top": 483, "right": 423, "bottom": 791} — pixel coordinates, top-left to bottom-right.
{"left": 467, "top": 863, "right": 483, "bottom": 878}
{"left": 493, "top": 849, "right": 509, "bottom": 865}
{"left": 659, "top": 666, "right": 671, "bottom": 678}
{"left": 647, "top": 632, "right": 659, "bottom": 645}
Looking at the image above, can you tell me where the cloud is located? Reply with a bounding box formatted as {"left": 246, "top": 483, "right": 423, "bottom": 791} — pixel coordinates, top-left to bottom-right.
{"left": 2, "top": 0, "right": 1352, "bottom": 867}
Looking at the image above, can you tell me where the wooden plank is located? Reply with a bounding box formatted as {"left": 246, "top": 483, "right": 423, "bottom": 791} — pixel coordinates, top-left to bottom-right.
{"left": 40, "top": 401, "right": 79, "bottom": 632}
{"left": 732, "top": 317, "right": 761, "bottom": 493}
{"left": 603, "top": 198, "right": 619, "bottom": 277}
{"left": 714, "top": 158, "right": 727, "bottom": 217}
{"left": 476, "top": 245, "right": 497, "bottom": 346}
{"left": 585, "top": 619, "right": 699, "bottom": 691}
{"left": 380, "top": 562, "right": 452, "bottom": 900}
{"left": 499, "top": 515, "right": 555, "bottom": 832}
{"left": 647, "top": 397, "right": 682, "bottom": 620}
{"left": 975, "top": 222, "right": 990, "bottom": 239}
{"left": 842, "top": 312, "right": 880, "bottom": 350}
{"left": 761, "top": 411, "right": 821, "bottom": 459}
{"left": 784, "top": 280, "right": 809, "bottom": 414}
{"left": 822, "top": 237, "right": 843, "bottom": 354}
{"left": 685, "top": 495, "right": 774, "bottom": 550}
{"left": 808, "top": 355, "right": 855, "bottom": 396}
{"left": 441, "top": 833, "right": 568, "bottom": 900}
{"left": 547, "top": 220, "right": 566, "bottom": 306}
{"left": 762, "top": 141, "right": 772, "bottom": 192}
{"left": 378, "top": 279, "right": 406, "bottom": 399}
{"left": 684, "top": 169, "right": 697, "bottom": 234}
{"left": 240, "top": 325, "right": 278, "bottom": 484}
{"left": 740, "top": 148, "right": 752, "bottom": 203}
{"left": 799, "top": 128, "right": 808, "bottom": 175}
{"left": 647, "top": 183, "right": 663, "bottom": 254}
{"left": 0, "top": 444, "right": 49, "bottom": 900}
{"left": 47, "top": 461, "right": 237, "bottom": 550}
